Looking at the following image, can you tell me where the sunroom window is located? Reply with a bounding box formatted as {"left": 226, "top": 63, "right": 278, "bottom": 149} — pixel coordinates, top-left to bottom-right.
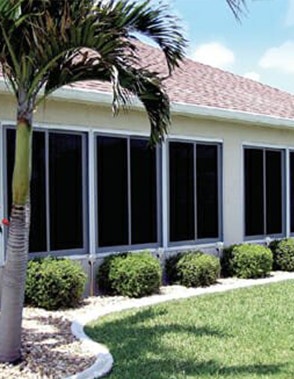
{"left": 5, "top": 127, "right": 87, "bottom": 254}
{"left": 96, "top": 135, "right": 160, "bottom": 249}
{"left": 168, "top": 141, "right": 221, "bottom": 243}
{"left": 244, "top": 147, "right": 284, "bottom": 237}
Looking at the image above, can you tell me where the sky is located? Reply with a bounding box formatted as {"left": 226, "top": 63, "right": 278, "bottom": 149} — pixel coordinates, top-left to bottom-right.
{"left": 166, "top": 0, "right": 294, "bottom": 94}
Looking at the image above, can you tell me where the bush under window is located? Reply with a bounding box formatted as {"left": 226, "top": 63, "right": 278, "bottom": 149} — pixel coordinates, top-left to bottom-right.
{"left": 25, "top": 257, "right": 87, "bottom": 310}
{"left": 269, "top": 238, "right": 294, "bottom": 272}
{"left": 176, "top": 251, "right": 220, "bottom": 287}
{"left": 97, "top": 251, "right": 161, "bottom": 298}
{"left": 231, "top": 244, "right": 273, "bottom": 279}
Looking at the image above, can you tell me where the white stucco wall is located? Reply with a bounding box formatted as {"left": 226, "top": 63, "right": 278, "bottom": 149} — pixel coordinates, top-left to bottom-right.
{"left": 1, "top": 91, "right": 294, "bottom": 261}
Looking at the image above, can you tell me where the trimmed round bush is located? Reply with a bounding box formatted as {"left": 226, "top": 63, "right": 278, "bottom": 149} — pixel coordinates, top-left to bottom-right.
{"left": 269, "top": 238, "right": 294, "bottom": 271}
{"left": 176, "top": 252, "right": 220, "bottom": 287}
{"left": 97, "top": 251, "right": 162, "bottom": 298}
{"left": 232, "top": 244, "right": 273, "bottom": 279}
{"left": 97, "top": 253, "right": 128, "bottom": 295}
{"left": 25, "top": 257, "right": 87, "bottom": 310}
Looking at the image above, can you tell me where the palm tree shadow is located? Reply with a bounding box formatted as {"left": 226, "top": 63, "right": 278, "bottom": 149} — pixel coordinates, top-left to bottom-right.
{"left": 86, "top": 306, "right": 288, "bottom": 379}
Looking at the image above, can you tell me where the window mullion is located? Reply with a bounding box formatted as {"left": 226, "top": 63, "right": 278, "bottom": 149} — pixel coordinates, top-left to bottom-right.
{"left": 127, "top": 138, "right": 132, "bottom": 245}
{"left": 45, "top": 131, "right": 50, "bottom": 253}
{"left": 194, "top": 144, "right": 197, "bottom": 241}
{"left": 218, "top": 144, "right": 222, "bottom": 240}
{"left": 286, "top": 150, "right": 290, "bottom": 237}
{"left": 263, "top": 149, "right": 267, "bottom": 235}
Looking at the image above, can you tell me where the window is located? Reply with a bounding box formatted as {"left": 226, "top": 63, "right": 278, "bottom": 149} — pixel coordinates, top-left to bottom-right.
{"left": 169, "top": 141, "right": 221, "bottom": 243}
{"left": 290, "top": 152, "right": 294, "bottom": 234}
{"left": 96, "top": 135, "right": 159, "bottom": 249}
{"left": 244, "top": 147, "right": 284, "bottom": 237}
{"left": 5, "top": 128, "right": 87, "bottom": 254}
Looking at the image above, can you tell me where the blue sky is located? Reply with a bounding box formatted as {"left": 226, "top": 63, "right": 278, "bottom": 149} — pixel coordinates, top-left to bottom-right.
{"left": 167, "top": 0, "right": 294, "bottom": 94}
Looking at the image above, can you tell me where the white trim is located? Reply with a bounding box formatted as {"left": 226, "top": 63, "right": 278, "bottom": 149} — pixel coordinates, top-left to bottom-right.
{"left": 0, "top": 122, "right": 4, "bottom": 265}
{"left": 0, "top": 120, "right": 151, "bottom": 138}
{"left": 240, "top": 142, "right": 245, "bottom": 241}
{"left": 171, "top": 102, "right": 294, "bottom": 130}
{"left": 161, "top": 141, "right": 168, "bottom": 249}
{"left": 166, "top": 243, "right": 219, "bottom": 253}
{"left": 88, "top": 129, "right": 96, "bottom": 258}
{"left": 168, "top": 135, "right": 223, "bottom": 143}
{"left": 242, "top": 141, "right": 289, "bottom": 150}
{"left": 286, "top": 149, "right": 291, "bottom": 237}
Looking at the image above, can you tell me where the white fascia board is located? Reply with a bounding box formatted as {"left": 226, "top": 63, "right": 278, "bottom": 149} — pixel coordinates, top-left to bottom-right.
{"left": 1, "top": 78, "right": 294, "bottom": 130}
{"left": 48, "top": 87, "right": 294, "bottom": 131}
{"left": 171, "top": 102, "right": 294, "bottom": 130}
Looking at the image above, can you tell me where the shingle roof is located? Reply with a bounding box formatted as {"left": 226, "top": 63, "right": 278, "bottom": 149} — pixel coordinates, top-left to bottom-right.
{"left": 69, "top": 42, "right": 294, "bottom": 120}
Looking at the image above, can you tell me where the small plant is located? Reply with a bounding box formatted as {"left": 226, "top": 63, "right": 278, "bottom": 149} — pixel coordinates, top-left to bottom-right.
{"left": 176, "top": 251, "right": 220, "bottom": 287}
{"left": 269, "top": 238, "right": 294, "bottom": 271}
{"left": 25, "top": 257, "right": 87, "bottom": 310}
{"left": 97, "top": 251, "right": 162, "bottom": 298}
{"left": 232, "top": 244, "right": 273, "bottom": 279}
{"left": 97, "top": 252, "right": 128, "bottom": 295}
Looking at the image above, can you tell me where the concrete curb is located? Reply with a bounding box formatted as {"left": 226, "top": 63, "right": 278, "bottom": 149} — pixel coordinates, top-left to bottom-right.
{"left": 67, "top": 272, "right": 294, "bottom": 379}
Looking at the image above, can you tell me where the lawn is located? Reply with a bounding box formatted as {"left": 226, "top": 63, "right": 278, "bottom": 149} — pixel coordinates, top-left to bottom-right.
{"left": 85, "top": 281, "right": 294, "bottom": 379}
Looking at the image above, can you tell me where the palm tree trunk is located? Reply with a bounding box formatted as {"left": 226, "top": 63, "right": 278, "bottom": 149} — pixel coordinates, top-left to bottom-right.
{"left": 0, "top": 118, "right": 32, "bottom": 363}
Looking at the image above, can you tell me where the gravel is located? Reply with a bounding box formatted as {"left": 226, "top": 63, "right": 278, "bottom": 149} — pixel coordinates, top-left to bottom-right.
{"left": 0, "top": 296, "right": 126, "bottom": 379}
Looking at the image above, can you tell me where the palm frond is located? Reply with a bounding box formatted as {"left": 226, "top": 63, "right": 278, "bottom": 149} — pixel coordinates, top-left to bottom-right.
{"left": 94, "top": 0, "right": 187, "bottom": 74}
{"left": 0, "top": 0, "right": 185, "bottom": 140}
{"left": 43, "top": 57, "right": 169, "bottom": 144}
{"left": 226, "top": 0, "right": 247, "bottom": 20}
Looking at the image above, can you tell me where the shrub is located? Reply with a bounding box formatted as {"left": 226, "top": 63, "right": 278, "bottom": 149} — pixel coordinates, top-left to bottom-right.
{"left": 97, "top": 251, "right": 162, "bottom": 298}
{"left": 232, "top": 244, "right": 273, "bottom": 279}
{"left": 97, "top": 253, "right": 128, "bottom": 295}
{"left": 165, "top": 252, "right": 185, "bottom": 284}
{"left": 269, "top": 238, "right": 294, "bottom": 271}
{"left": 176, "top": 252, "right": 220, "bottom": 287}
{"left": 220, "top": 244, "right": 240, "bottom": 278}
{"left": 25, "top": 257, "right": 87, "bottom": 310}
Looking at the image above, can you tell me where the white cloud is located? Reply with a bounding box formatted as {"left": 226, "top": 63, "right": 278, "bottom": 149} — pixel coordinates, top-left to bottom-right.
{"left": 259, "top": 41, "right": 294, "bottom": 73}
{"left": 191, "top": 42, "right": 235, "bottom": 69}
{"left": 243, "top": 72, "right": 260, "bottom": 81}
{"left": 285, "top": 0, "right": 294, "bottom": 27}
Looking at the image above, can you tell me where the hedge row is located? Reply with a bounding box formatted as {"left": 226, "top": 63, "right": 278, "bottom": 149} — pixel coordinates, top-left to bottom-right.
{"left": 24, "top": 237, "right": 294, "bottom": 309}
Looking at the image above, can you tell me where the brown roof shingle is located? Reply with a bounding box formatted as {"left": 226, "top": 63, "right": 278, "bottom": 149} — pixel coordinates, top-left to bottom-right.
{"left": 69, "top": 42, "right": 294, "bottom": 120}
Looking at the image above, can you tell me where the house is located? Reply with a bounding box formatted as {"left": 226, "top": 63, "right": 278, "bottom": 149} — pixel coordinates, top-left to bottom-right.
{"left": 1, "top": 42, "right": 294, "bottom": 291}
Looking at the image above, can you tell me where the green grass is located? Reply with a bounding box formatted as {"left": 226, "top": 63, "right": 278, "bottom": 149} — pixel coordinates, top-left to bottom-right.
{"left": 85, "top": 281, "right": 294, "bottom": 379}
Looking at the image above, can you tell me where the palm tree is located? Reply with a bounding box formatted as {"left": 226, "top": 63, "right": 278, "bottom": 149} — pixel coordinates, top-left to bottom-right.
{"left": 0, "top": 0, "right": 246, "bottom": 363}
{"left": 0, "top": 0, "right": 186, "bottom": 362}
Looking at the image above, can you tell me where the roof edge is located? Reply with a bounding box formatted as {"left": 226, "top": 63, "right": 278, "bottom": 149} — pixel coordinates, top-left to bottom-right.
{"left": 1, "top": 79, "right": 294, "bottom": 130}
{"left": 171, "top": 102, "right": 294, "bottom": 130}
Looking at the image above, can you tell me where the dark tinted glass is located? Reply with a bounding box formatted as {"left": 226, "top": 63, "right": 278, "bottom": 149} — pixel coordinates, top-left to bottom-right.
{"left": 245, "top": 149, "right": 264, "bottom": 236}
{"left": 197, "top": 145, "right": 219, "bottom": 238}
{"left": 30, "top": 132, "right": 47, "bottom": 252}
{"left": 6, "top": 129, "right": 47, "bottom": 252}
{"left": 49, "top": 133, "right": 84, "bottom": 250}
{"left": 266, "top": 150, "right": 282, "bottom": 234}
{"left": 169, "top": 142, "right": 194, "bottom": 241}
{"left": 291, "top": 152, "right": 294, "bottom": 233}
{"left": 130, "top": 139, "right": 157, "bottom": 244}
{"left": 97, "top": 136, "right": 128, "bottom": 247}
